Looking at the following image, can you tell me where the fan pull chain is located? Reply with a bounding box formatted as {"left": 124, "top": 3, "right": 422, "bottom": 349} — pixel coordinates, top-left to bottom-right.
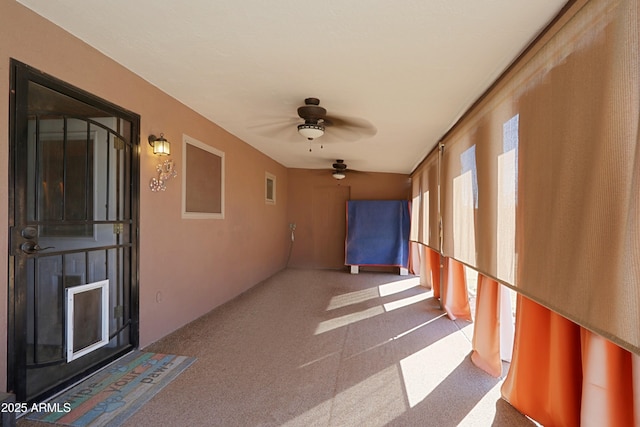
{"left": 306, "top": 141, "right": 324, "bottom": 152}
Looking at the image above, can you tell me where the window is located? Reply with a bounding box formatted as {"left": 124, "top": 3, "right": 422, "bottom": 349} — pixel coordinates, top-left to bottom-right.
{"left": 182, "top": 134, "right": 225, "bottom": 219}
{"left": 265, "top": 172, "right": 276, "bottom": 204}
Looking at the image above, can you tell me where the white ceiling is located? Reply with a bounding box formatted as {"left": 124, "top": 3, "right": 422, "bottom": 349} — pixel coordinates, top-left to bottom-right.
{"left": 18, "top": 0, "right": 567, "bottom": 174}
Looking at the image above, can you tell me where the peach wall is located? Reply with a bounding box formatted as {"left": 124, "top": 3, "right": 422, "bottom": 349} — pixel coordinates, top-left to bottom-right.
{"left": 0, "top": 0, "right": 289, "bottom": 390}
{"left": 287, "top": 168, "right": 410, "bottom": 269}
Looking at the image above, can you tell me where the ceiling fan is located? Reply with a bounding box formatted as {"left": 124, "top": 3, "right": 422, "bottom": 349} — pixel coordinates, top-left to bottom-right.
{"left": 312, "top": 158, "right": 370, "bottom": 179}
{"left": 330, "top": 159, "right": 349, "bottom": 180}
{"left": 250, "top": 98, "right": 376, "bottom": 144}
{"left": 312, "top": 159, "right": 357, "bottom": 179}
{"left": 296, "top": 98, "right": 376, "bottom": 142}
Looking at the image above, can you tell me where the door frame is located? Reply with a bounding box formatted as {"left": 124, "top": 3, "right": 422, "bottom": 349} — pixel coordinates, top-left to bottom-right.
{"left": 7, "top": 59, "right": 141, "bottom": 402}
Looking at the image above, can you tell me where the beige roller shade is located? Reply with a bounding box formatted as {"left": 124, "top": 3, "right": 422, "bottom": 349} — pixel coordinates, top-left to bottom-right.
{"left": 514, "top": 0, "right": 640, "bottom": 354}
{"left": 436, "top": 0, "right": 640, "bottom": 353}
{"left": 421, "top": 150, "right": 440, "bottom": 250}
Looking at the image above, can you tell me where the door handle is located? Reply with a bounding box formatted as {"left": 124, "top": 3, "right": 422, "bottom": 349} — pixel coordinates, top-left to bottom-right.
{"left": 20, "top": 241, "right": 54, "bottom": 254}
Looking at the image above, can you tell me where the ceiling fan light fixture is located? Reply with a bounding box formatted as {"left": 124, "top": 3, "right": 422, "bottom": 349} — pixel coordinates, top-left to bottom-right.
{"left": 332, "top": 171, "right": 346, "bottom": 180}
{"left": 298, "top": 123, "right": 324, "bottom": 140}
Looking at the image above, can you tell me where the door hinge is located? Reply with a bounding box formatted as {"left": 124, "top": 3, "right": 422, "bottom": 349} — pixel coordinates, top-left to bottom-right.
{"left": 113, "top": 137, "right": 125, "bottom": 150}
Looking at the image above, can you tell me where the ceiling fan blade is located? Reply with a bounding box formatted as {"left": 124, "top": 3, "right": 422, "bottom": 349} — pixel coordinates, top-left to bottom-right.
{"left": 247, "top": 117, "right": 299, "bottom": 138}
{"left": 249, "top": 98, "right": 376, "bottom": 145}
{"left": 324, "top": 125, "right": 362, "bottom": 142}
{"left": 325, "top": 115, "right": 377, "bottom": 137}
{"left": 345, "top": 168, "right": 370, "bottom": 175}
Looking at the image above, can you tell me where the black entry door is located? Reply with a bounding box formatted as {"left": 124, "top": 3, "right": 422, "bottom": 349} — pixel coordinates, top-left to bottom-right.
{"left": 8, "top": 60, "right": 139, "bottom": 402}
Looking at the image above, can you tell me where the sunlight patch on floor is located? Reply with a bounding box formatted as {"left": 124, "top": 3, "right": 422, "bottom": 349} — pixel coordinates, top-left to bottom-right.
{"left": 279, "top": 399, "right": 334, "bottom": 427}
{"left": 326, "top": 287, "right": 379, "bottom": 310}
{"left": 317, "top": 291, "right": 433, "bottom": 335}
{"left": 378, "top": 277, "right": 421, "bottom": 297}
{"left": 280, "top": 365, "right": 407, "bottom": 427}
{"left": 297, "top": 351, "right": 342, "bottom": 369}
{"left": 400, "top": 332, "right": 469, "bottom": 408}
{"left": 318, "top": 279, "right": 432, "bottom": 334}
{"left": 329, "top": 365, "right": 407, "bottom": 426}
{"left": 344, "top": 313, "right": 447, "bottom": 361}
{"left": 325, "top": 277, "right": 422, "bottom": 312}
{"left": 392, "top": 313, "right": 447, "bottom": 340}
{"left": 383, "top": 291, "right": 430, "bottom": 312}
{"left": 456, "top": 381, "right": 504, "bottom": 427}
{"left": 315, "top": 306, "right": 385, "bottom": 334}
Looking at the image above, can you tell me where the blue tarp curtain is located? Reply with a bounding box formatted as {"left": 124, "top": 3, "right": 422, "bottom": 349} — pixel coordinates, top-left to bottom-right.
{"left": 345, "top": 200, "right": 410, "bottom": 267}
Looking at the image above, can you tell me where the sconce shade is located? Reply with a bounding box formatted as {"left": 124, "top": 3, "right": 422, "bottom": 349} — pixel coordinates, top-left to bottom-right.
{"left": 148, "top": 133, "right": 171, "bottom": 155}
{"left": 298, "top": 123, "right": 324, "bottom": 140}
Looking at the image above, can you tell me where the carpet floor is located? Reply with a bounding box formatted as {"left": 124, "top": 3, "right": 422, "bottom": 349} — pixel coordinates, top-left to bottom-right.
{"left": 19, "top": 268, "right": 535, "bottom": 427}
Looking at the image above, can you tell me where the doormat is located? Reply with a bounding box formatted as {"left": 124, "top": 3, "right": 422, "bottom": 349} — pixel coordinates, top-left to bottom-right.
{"left": 26, "top": 350, "right": 196, "bottom": 427}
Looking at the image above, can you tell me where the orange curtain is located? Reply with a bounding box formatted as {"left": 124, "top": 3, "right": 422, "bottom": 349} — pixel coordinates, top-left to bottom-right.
{"left": 441, "top": 257, "right": 471, "bottom": 321}
{"left": 419, "top": 245, "right": 441, "bottom": 294}
{"left": 429, "top": 247, "right": 441, "bottom": 299}
{"left": 470, "top": 275, "right": 502, "bottom": 377}
{"left": 580, "top": 329, "right": 636, "bottom": 426}
{"left": 501, "top": 295, "right": 583, "bottom": 427}
{"left": 502, "top": 295, "right": 639, "bottom": 426}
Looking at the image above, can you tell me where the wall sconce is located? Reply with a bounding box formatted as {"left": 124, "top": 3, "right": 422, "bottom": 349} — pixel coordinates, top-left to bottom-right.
{"left": 148, "top": 133, "right": 171, "bottom": 155}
